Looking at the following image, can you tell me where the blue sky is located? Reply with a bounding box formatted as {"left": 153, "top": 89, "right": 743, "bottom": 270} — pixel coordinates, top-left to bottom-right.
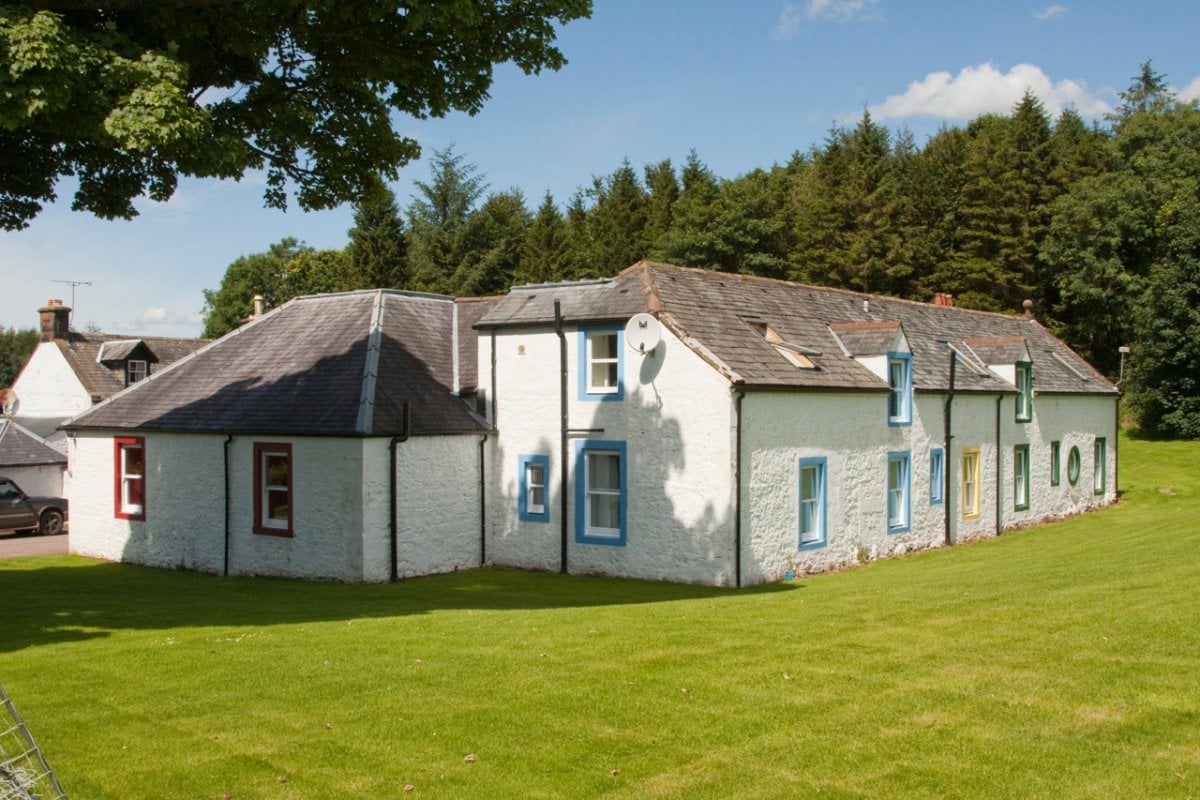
{"left": 3, "top": 0, "right": 1198, "bottom": 338}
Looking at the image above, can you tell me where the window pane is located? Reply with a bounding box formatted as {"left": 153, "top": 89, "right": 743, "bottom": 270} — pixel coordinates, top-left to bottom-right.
{"left": 528, "top": 464, "right": 544, "bottom": 487}
{"left": 266, "top": 488, "right": 289, "bottom": 521}
{"left": 125, "top": 476, "right": 144, "bottom": 508}
{"left": 530, "top": 485, "right": 545, "bottom": 509}
{"left": 265, "top": 454, "right": 289, "bottom": 487}
{"left": 591, "top": 361, "right": 618, "bottom": 389}
{"left": 124, "top": 445, "right": 144, "bottom": 476}
{"left": 591, "top": 333, "right": 617, "bottom": 360}
{"left": 590, "top": 493, "right": 620, "bottom": 530}
{"left": 588, "top": 452, "right": 620, "bottom": 491}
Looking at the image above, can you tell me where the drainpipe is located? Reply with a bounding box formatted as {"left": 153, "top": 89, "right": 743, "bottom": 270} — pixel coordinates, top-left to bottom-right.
{"left": 994, "top": 395, "right": 1003, "bottom": 536}
{"left": 478, "top": 434, "right": 487, "bottom": 565}
{"left": 733, "top": 388, "right": 745, "bottom": 588}
{"left": 223, "top": 434, "right": 233, "bottom": 576}
{"left": 388, "top": 401, "right": 411, "bottom": 583}
{"left": 554, "top": 301, "right": 569, "bottom": 575}
{"left": 943, "top": 348, "right": 956, "bottom": 546}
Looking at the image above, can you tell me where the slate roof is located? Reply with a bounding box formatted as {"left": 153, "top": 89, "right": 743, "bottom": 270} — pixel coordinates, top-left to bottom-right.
{"left": 0, "top": 419, "right": 65, "bottom": 467}
{"left": 56, "top": 333, "right": 207, "bottom": 401}
{"left": 478, "top": 261, "right": 1117, "bottom": 396}
{"left": 65, "top": 290, "right": 488, "bottom": 437}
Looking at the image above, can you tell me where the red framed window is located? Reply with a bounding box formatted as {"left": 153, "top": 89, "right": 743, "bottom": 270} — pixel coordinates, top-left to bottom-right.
{"left": 114, "top": 437, "right": 146, "bottom": 520}
{"left": 253, "top": 442, "right": 293, "bottom": 537}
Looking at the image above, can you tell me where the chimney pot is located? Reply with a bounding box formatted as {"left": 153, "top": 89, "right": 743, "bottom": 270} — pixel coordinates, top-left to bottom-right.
{"left": 252, "top": 294, "right": 264, "bottom": 318}
{"left": 1023, "top": 299, "right": 1034, "bottom": 318}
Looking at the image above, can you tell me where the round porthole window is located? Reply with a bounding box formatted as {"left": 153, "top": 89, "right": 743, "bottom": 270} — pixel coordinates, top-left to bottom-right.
{"left": 1067, "top": 445, "right": 1081, "bottom": 485}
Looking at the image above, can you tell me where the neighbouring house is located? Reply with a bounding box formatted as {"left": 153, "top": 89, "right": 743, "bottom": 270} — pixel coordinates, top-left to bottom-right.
{"left": 64, "top": 262, "right": 1119, "bottom": 585}
{"left": 0, "top": 418, "right": 66, "bottom": 497}
{"left": 2, "top": 299, "right": 207, "bottom": 495}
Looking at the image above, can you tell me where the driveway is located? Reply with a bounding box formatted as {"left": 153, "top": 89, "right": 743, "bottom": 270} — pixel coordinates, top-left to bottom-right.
{"left": 0, "top": 531, "right": 69, "bottom": 560}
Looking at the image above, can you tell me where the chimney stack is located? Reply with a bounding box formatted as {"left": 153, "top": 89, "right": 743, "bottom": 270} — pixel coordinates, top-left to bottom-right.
{"left": 38, "top": 299, "right": 71, "bottom": 342}
{"left": 252, "top": 294, "right": 264, "bottom": 318}
{"left": 934, "top": 292, "right": 955, "bottom": 307}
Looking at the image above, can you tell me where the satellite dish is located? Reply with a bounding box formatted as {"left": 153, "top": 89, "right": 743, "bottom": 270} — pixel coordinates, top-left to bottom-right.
{"left": 625, "top": 313, "right": 662, "bottom": 355}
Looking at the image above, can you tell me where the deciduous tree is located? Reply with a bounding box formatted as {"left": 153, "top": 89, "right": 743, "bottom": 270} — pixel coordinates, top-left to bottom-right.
{"left": 0, "top": 0, "right": 591, "bottom": 230}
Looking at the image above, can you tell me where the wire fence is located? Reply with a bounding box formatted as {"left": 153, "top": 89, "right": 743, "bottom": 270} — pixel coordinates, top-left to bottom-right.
{"left": 0, "top": 685, "right": 66, "bottom": 800}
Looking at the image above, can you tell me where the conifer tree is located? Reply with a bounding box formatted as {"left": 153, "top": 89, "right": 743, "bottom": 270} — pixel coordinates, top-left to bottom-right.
{"left": 347, "top": 174, "right": 407, "bottom": 289}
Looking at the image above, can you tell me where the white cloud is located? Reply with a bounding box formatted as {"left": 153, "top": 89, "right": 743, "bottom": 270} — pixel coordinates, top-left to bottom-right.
{"left": 110, "top": 307, "right": 204, "bottom": 332}
{"left": 869, "top": 62, "right": 1111, "bottom": 122}
{"left": 1034, "top": 4, "right": 1067, "bottom": 21}
{"left": 806, "top": 0, "right": 882, "bottom": 21}
{"left": 772, "top": 4, "right": 803, "bottom": 39}
{"left": 1178, "top": 75, "right": 1200, "bottom": 103}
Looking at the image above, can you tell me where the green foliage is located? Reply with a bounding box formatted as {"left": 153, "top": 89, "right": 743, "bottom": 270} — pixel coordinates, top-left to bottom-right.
{"left": 0, "top": 325, "right": 37, "bottom": 387}
{"left": 406, "top": 146, "right": 487, "bottom": 294}
{"left": 4, "top": 437, "right": 1200, "bottom": 798}
{"left": 0, "top": 1, "right": 592, "bottom": 230}
{"left": 518, "top": 192, "right": 569, "bottom": 285}
{"left": 201, "top": 238, "right": 351, "bottom": 338}
{"left": 451, "top": 189, "right": 531, "bottom": 295}
{"left": 347, "top": 174, "right": 406, "bottom": 289}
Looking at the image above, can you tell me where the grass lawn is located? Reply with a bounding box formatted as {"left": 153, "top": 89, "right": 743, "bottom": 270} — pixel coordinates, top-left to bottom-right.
{"left": 2, "top": 436, "right": 1198, "bottom": 799}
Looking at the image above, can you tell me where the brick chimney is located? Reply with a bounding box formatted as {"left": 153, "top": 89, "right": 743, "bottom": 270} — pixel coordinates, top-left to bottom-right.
{"left": 934, "top": 292, "right": 955, "bottom": 307}
{"left": 38, "top": 299, "right": 71, "bottom": 342}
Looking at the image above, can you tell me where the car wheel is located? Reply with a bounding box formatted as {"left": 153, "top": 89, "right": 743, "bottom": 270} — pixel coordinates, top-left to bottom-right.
{"left": 38, "top": 509, "right": 64, "bottom": 536}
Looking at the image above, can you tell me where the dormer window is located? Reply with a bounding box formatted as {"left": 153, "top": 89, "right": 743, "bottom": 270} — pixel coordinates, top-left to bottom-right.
{"left": 1015, "top": 361, "right": 1033, "bottom": 422}
{"left": 887, "top": 352, "right": 912, "bottom": 426}
{"left": 127, "top": 359, "right": 148, "bottom": 385}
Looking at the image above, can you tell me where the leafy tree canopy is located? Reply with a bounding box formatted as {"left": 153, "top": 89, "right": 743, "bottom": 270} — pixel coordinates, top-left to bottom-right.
{"left": 0, "top": 0, "right": 592, "bottom": 230}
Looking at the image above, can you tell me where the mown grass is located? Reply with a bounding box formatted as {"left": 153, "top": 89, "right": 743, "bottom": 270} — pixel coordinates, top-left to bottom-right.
{"left": 1, "top": 436, "right": 1198, "bottom": 799}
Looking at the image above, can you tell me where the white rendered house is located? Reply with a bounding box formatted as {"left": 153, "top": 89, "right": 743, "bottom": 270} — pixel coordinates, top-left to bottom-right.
{"left": 64, "top": 263, "right": 1118, "bottom": 585}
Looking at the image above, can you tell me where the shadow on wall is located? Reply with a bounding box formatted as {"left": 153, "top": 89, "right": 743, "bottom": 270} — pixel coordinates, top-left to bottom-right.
{"left": 117, "top": 331, "right": 471, "bottom": 572}
{"left": 490, "top": 331, "right": 739, "bottom": 584}
{"left": 0, "top": 560, "right": 793, "bottom": 654}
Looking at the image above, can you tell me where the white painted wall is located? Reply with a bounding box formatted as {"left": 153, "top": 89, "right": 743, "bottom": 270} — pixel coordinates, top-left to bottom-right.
{"left": 68, "top": 432, "right": 226, "bottom": 571}
{"left": 485, "top": 322, "right": 737, "bottom": 585}
{"left": 394, "top": 434, "right": 484, "bottom": 579}
{"left": 742, "top": 388, "right": 1118, "bottom": 585}
{"left": 11, "top": 343, "right": 93, "bottom": 417}
{"left": 3, "top": 465, "right": 63, "bottom": 499}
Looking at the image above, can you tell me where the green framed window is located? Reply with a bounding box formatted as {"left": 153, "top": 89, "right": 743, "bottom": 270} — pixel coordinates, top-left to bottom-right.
{"left": 1014, "top": 444, "right": 1030, "bottom": 511}
{"left": 1015, "top": 361, "right": 1033, "bottom": 422}
{"left": 1050, "top": 440, "right": 1061, "bottom": 486}
{"left": 1094, "top": 438, "right": 1107, "bottom": 495}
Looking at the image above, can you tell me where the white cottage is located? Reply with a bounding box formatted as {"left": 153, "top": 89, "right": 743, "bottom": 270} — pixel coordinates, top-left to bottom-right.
{"left": 476, "top": 262, "right": 1118, "bottom": 586}
{"left": 64, "top": 290, "right": 492, "bottom": 581}
{"left": 64, "top": 262, "right": 1118, "bottom": 585}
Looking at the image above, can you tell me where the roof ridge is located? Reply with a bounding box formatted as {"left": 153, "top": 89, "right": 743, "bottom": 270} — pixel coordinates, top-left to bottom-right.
{"left": 640, "top": 261, "right": 1033, "bottom": 321}
{"left": 355, "top": 290, "right": 386, "bottom": 434}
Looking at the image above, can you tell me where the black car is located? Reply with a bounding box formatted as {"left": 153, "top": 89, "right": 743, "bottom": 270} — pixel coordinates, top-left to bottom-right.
{"left": 0, "top": 476, "right": 68, "bottom": 536}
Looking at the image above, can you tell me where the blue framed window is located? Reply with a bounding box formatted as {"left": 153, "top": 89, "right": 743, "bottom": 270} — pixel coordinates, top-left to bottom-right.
{"left": 798, "top": 457, "right": 827, "bottom": 549}
{"left": 574, "top": 440, "right": 627, "bottom": 546}
{"left": 578, "top": 327, "right": 624, "bottom": 401}
{"left": 1050, "top": 440, "right": 1061, "bottom": 486}
{"left": 887, "top": 352, "right": 912, "bottom": 426}
{"left": 518, "top": 455, "right": 550, "bottom": 522}
{"left": 1015, "top": 361, "right": 1033, "bottom": 422}
{"left": 929, "top": 448, "right": 944, "bottom": 505}
{"left": 887, "top": 451, "right": 911, "bottom": 533}
{"left": 1014, "top": 444, "right": 1030, "bottom": 511}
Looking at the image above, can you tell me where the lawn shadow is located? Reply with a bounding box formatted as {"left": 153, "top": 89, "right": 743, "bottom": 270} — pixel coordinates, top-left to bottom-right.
{"left": 0, "top": 559, "right": 795, "bottom": 654}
